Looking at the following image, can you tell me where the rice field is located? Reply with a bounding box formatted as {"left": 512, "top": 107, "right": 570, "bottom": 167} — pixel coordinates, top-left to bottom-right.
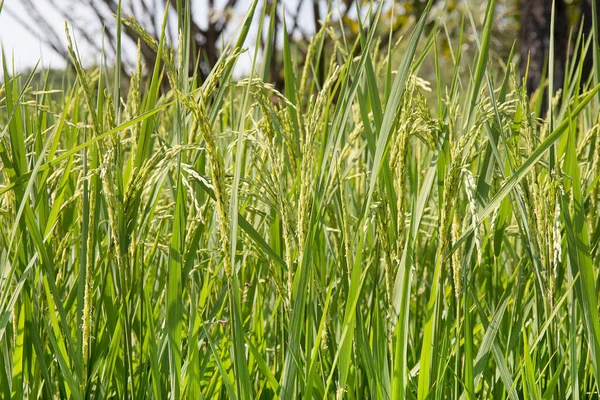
{"left": 1, "top": 0, "right": 600, "bottom": 398}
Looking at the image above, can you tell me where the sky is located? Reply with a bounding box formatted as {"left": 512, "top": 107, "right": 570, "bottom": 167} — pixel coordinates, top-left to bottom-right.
{"left": 0, "top": 0, "right": 70, "bottom": 70}
{"left": 0, "top": 0, "right": 320, "bottom": 74}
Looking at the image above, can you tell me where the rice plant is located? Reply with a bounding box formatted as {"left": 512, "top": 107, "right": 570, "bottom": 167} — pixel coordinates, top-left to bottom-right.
{"left": 1, "top": 0, "right": 600, "bottom": 398}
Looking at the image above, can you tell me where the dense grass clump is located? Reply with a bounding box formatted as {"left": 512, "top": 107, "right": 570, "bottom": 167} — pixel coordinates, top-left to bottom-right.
{"left": 2, "top": 0, "right": 600, "bottom": 398}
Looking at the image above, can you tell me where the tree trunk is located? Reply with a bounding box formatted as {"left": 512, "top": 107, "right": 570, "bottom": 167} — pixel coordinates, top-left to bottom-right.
{"left": 519, "top": 0, "right": 569, "bottom": 98}
{"left": 581, "top": 0, "right": 599, "bottom": 85}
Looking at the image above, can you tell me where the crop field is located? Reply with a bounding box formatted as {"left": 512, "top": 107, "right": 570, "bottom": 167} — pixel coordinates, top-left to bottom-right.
{"left": 1, "top": 0, "right": 600, "bottom": 398}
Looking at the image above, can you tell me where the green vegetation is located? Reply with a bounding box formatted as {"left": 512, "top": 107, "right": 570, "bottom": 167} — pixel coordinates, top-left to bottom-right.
{"left": 2, "top": 0, "right": 600, "bottom": 398}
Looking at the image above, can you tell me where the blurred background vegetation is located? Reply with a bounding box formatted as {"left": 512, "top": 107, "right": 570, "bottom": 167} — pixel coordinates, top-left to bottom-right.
{"left": 5, "top": 0, "right": 599, "bottom": 102}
